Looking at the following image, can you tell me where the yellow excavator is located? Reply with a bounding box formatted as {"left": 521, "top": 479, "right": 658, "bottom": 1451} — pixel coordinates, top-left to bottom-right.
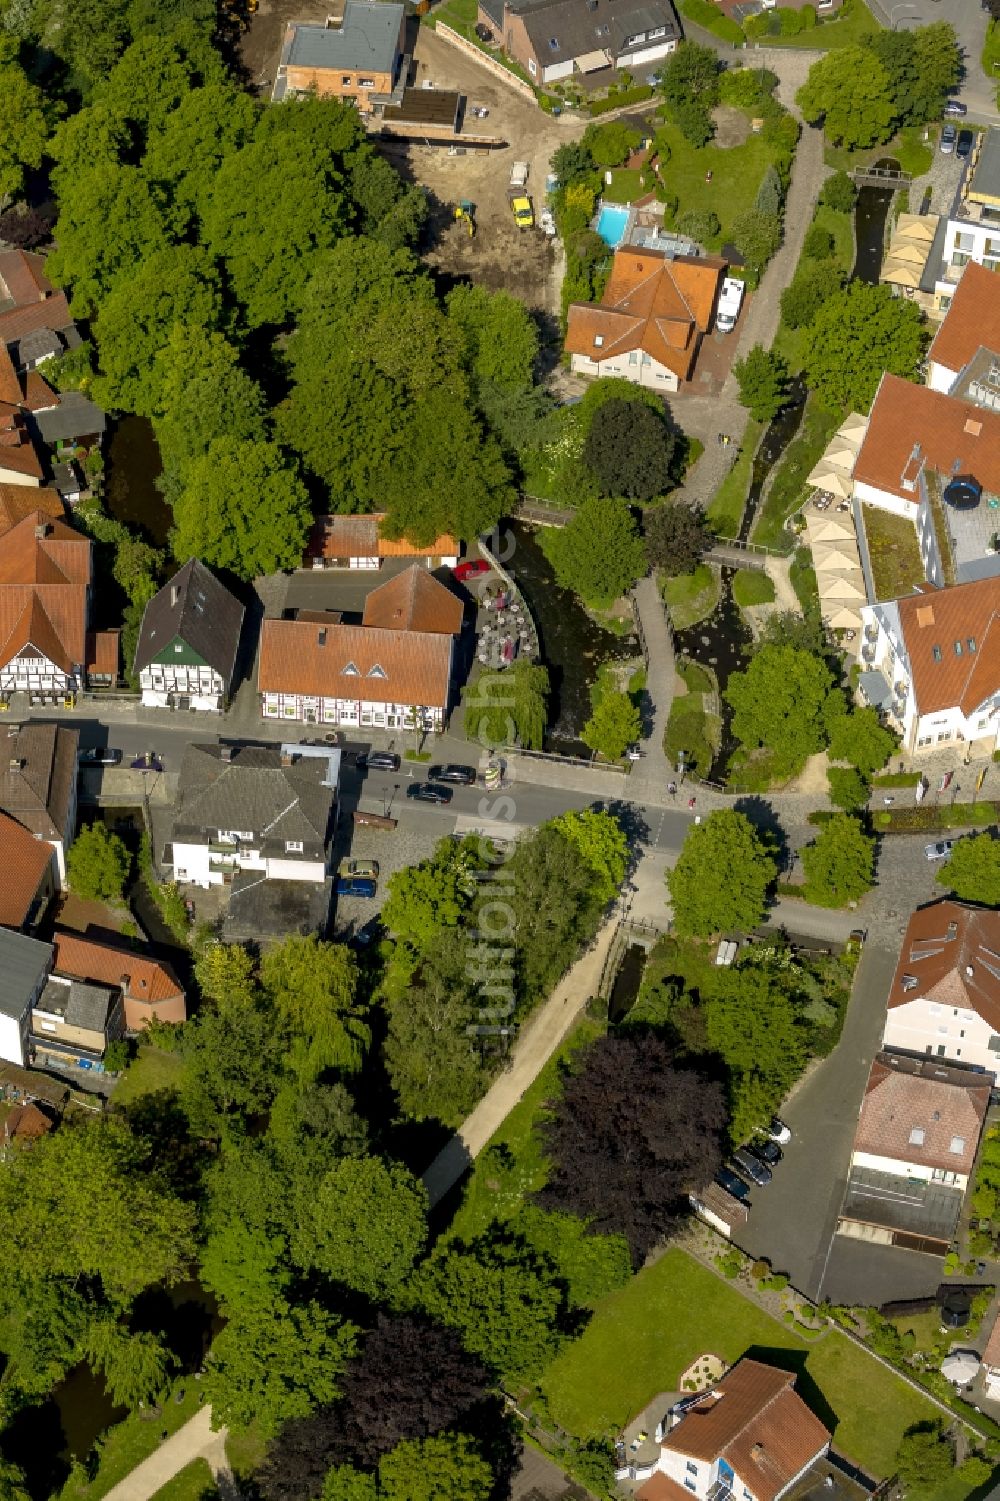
{"left": 454, "top": 200, "right": 476, "bottom": 238}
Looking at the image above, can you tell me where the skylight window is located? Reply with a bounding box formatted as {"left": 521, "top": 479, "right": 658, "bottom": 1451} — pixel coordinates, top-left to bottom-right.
{"left": 954, "top": 641, "right": 964, "bottom": 656}
{"left": 594, "top": 334, "right": 604, "bottom": 348}
{"left": 968, "top": 637, "right": 977, "bottom": 652}
{"left": 932, "top": 645, "right": 942, "bottom": 662}
{"left": 950, "top": 1136, "right": 966, "bottom": 1155}
{"left": 909, "top": 1127, "right": 925, "bottom": 1146}
{"left": 343, "top": 661, "right": 360, "bottom": 676}
{"left": 548, "top": 36, "right": 559, "bottom": 49}
{"left": 367, "top": 664, "right": 387, "bottom": 679}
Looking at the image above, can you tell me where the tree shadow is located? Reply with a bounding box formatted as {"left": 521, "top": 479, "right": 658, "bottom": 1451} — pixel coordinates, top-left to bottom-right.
{"left": 741, "top": 1345, "right": 839, "bottom": 1438}
{"left": 732, "top": 794, "right": 790, "bottom": 871}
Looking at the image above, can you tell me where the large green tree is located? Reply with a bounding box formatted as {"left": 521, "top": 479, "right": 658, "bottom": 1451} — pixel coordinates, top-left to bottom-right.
{"left": 733, "top": 346, "right": 789, "bottom": 422}
{"left": 705, "top": 967, "right": 804, "bottom": 1143}
{"left": 796, "top": 47, "right": 895, "bottom": 149}
{"left": 463, "top": 660, "right": 549, "bottom": 751}
{"left": 151, "top": 325, "right": 268, "bottom": 483}
{"left": 804, "top": 282, "right": 927, "bottom": 412}
{"left": 206, "top": 1299, "right": 355, "bottom": 1436}
{"left": 725, "top": 644, "right": 838, "bottom": 777}
{"left": 446, "top": 285, "right": 538, "bottom": 394}
{"left": 0, "top": 1118, "right": 196, "bottom": 1302}
{"left": 827, "top": 705, "right": 897, "bottom": 776}
{"left": 540, "top": 497, "right": 646, "bottom": 608}
{"left": 47, "top": 163, "right": 167, "bottom": 319}
{"left": 94, "top": 245, "right": 224, "bottom": 414}
{"left": 171, "top": 437, "right": 311, "bottom": 579}
{"left": 0, "top": 41, "right": 50, "bottom": 201}
{"left": 550, "top": 808, "right": 629, "bottom": 904}
{"left": 667, "top": 810, "right": 777, "bottom": 937}
{"left": 82, "top": 1322, "right": 174, "bottom": 1409}
{"left": 801, "top": 815, "right": 875, "bottom": 908}
{"left": 381, "top": 837, "right": 485, "bottom": 951}
{"left": 938, "top": 832, "right": 1000, "bottom": 906}
{"left": 66, "top": 822, "right": 131, "bottom": 902}
{"left": 893, "top": 1423, "right": 956, "bottom": 1498}
{"left": 379, "top": 1433, "right": 493, "bottom": 1501}
{"left": 261, "top": 935, "right": 369, "bottom": 1080}
{"left": 582, "top": 399, "right": 678, "bottom": 500}
{"left": 293, "top": 1157, "right": 427, "bottom": 1300}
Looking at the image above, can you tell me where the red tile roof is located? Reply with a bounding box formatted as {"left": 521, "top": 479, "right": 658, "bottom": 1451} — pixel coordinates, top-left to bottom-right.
{"left": 929, "top": 262, "right": 1000, "bottom": 376}
{"left": 259, "top": 618, "right": 453, "bottom": 710}
{"left": 0, "top": 250, "right": 53, "bottom": 306}
{"left": 853, "top": 1052, "right": 989, "bottom": 1175}
{"left": 854, "top": 373, "right": 1000, "bottom": 504}
{"left": 982, "top": 1307, "right": 1000, "bottom": 1370}
{"left": 887, "top": 899, "right": 1000, "bottom": 1027}
{"left": 85, "top": 629, "right": 120, "bottom": 677}
{"left": 896, "top": 576, "right": 1000, "bottom": 716}
{"left": 0, "top": 293, "right": 72, "bottom": 344}
{"left": 306, "top": 513, "right": 459, "bottom": 562}
{"left": 0, "top": 251, "right": 71, "bottom": 346}
{"left": 362, "top": 565, "right": 464, "bottom": 635}
{"left": 565, "top": 249, "right": 727, "bottom": 382}
{"left": 0, "top": 512, "right": 91, "bottom": 675}
{"left": 0, "top": 485, "right": 62, "bottom": 537}
{"left": 0, "top": 808, "right": 54, "bottom": 928}
{"left": 660, "top": 1360, "right": 829, "bottom": 1501}
{"left": 0, "top": 344, "right": 21, "bottom": 406}
{"left": 636, "top": 1475, "right": 691, "bottom": 1501}
{"left": 2, "top": 1101, "right": 53, "bottom": 1141}
{"left": 52, "top": 932, "right": 186, "bottom": 1029}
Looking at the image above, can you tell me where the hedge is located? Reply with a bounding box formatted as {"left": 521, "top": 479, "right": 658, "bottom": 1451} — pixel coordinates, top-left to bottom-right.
{"left": 587, "top": 83, "right": 654, "bottom": 116}
{"left": 872, "top": 771, "right": 922, "bottom": 788}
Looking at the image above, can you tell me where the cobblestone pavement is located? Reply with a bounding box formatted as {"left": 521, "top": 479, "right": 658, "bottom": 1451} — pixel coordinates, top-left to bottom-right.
{"left": 908, "top": 134, "right": 968, "bottom": 217}
{"left": 668, "top": 393, "right": 749, "bottom": 508}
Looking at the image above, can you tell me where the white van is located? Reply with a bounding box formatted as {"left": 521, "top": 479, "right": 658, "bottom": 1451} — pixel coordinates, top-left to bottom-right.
{"left": 716, "top": 276, "right": 745, "bottom": 333}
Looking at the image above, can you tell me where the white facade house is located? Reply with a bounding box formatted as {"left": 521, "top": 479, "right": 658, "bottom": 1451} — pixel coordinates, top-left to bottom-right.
{"left": 928, "top": 219, "right": 1000, "bottom": 334}
{"left": 0, "top": 928, "right": 54, "bottom": 1067}
{"left": 305, "top": 514, "right": 459, "bottom": 571}
{"left": 569, "top": 346, "right": 683, "bottom": 391}
{"left": 170, "top": 743, "right": 338, "bottom": 892}
{"left": 634, "top": 1360, "right": 830, "bottom": 1501}
{"left": 134, "top": 559, "right": 244, "bottom": 713}
{"left": 882, "top": 900, "right": 1000, "bottom": 1079}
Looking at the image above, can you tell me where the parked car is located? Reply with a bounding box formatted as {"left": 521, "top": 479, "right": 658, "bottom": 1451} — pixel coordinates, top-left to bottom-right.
{"left": 454, "top": 559, "right": 490, "bottom": 582}
{"left": 336, "top": 876, "right": 377, "bottom": 899}
{"left": 131, "top": 752, "right": 163, "bottom": 771}
{"left": 358, "top": 751, "right": 400, "bottom": 772}
{"left": 957, "top": 129, "right": 975, "bottom": 159}
{"left": 428, "top": 764, "right": 476, "bottom": 785}
{"left": 733, "top": 1149, "right": 772, "bottom": 1187}
{"left": 924, "top": 839, "right": 954, "bottom": 862}
{"left": 339, "top": 858, "right": 379, "bottom": 879}
{"left": 944, "top": 99, "right": 968, "bottom": 118}
{"left": 407, "top": 782, "right": 454, "bottom": 805}
{"left": 941, "top": 123, "right": 957, "bottom": 154}
{"left": 750, "top": 1138, "right": 782, "bottom": 1167}
{"left": 715, "top": 1167, "right": 750, "bottom": 1201}
{"left": 768, "top": 1116, "right": 792, "bottom": 1144}
{"left": 79, "top": 746, "right": 122, "bottom": 766}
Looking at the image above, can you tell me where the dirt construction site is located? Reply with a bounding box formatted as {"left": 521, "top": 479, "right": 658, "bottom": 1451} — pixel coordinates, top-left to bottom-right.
{"left": 241, "top": 14, "right": 580, "bottom": 319}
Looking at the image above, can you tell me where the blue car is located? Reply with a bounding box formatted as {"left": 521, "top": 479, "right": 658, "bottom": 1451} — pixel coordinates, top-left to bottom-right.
{"left": 715, "top": 1167, "right": 750, "bottom": 1201}
{"left": 336, "top": 876, "right": 376, "bottom": 899}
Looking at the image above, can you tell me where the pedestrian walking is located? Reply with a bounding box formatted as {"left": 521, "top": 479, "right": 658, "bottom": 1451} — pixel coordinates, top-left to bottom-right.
{"left": 688, "top": 796, "right": 696, "bottom": 811}
{"left": 668, "top": 781, "right": 677, "bottom": 797}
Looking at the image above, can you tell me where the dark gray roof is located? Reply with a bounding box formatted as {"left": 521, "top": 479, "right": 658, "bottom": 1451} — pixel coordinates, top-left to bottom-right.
{"left": 173, "top": 743, "right": 337, "bottom": 855}
{"left": 0, "top": 721, "right": 79, "bottom": 842}
{"left": 0, "top": 928, "right": 52, "bottom": 1021}
{"left": 223, "top": 873, "right": 334, "bottom": 943}
{"left": 971, "top": 129, "right": 1000, "bottom": 204}
{"left": 285, "top": 2, "right": 404, "bottom": 73}
{"left": 516, "top": 0, "right": 678, "bottom": 65}
{"left": 34, "top": 391, "right": 106, "bottom": 444}
{"left": 134, "top": 559, "right": 244, "bottom": 681}
{"left": 15, "top": 328, "right": 64, "bottom": 368}
{"left": 919, "top": 215, "right": 948, "bottom": 294}
{"left": 859, "top": 669, "right": 892, "bottom": 711}
{"left": 38, "top": 976, "right": 113, "bottom": 1032}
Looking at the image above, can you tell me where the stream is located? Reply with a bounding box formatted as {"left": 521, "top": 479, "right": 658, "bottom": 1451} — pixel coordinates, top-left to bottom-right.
{"left": 103, "top": 414, "right": 171, "bottom": 547}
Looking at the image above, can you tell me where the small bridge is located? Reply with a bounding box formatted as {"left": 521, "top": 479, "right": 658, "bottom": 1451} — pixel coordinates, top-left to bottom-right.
{"left": 516, "top": 496, "right": 574, "bottom": 527}
{"left": 706, "top": 540, "right": 771, "bottom": 571}
{"left": 852, "top": 165, "right": 911, "bottom": 188}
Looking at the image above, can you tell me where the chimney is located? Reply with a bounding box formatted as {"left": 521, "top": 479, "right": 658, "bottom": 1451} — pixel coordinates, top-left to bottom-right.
{"left": 219, "top": 745, "right": 233, "bottom": 763}
{"left": 281, "top": 752, "right": 295, "bottom": 767}
{"left": 966, "top": 964, "right": 975, "bottom": 978}
{"left": 170, "top": 583, "right": 181, "bottom": 607}
{"left": 34, "top": 522, "right": 49, "bottom": 540}
{"left": 119, "top": 973, "right": 131, "bottom": 992}
{"left": 318, "top": 628, "right": 327, "bottom": 646}
{"left": 8, "top": 756, "right": 22, "bottom": 772}
{"left": 751, "top": 1444, "right": 764, "bottom": 1462}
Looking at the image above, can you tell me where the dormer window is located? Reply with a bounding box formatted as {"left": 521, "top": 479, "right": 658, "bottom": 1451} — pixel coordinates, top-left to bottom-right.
{"left": 367, "top": 664, "right": 387, "bottom": 679}
{"left": 343, "top": 661, "right": 360, "bottom": 676}
{"left": 932, "top": 645, "right": 942, "bottom": 662}
{"left": 548, "top": 36, "right": 559, "bottom": 48}
{"left": 901, "top": 974, "right": 918, "bottom": 992}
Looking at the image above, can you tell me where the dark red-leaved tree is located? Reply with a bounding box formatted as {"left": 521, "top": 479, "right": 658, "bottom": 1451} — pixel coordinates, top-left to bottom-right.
{"left": 536, "top": 1032, "right": 728, "bottom": 1264}
{"left": 257, "top": 1315, "right": 489, "bottom": 1501}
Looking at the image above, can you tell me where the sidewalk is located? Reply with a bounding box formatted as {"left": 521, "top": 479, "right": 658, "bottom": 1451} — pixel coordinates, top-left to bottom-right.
{"left": 630, "top": 574, "right": 675, "bottom": 799}
{"left": 98, "top": 1406, "right": 230, "bottom": 1501}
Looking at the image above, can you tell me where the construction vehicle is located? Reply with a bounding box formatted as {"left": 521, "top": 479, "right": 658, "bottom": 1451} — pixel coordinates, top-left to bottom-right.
{"left": 509, "top": 160, "right": 529, "bottom": 191}
{"left": 511, "top": 195, "right": 534, "bottom": 229}
{"left": 454, "top": 200, "right": 476, "bottom": 237}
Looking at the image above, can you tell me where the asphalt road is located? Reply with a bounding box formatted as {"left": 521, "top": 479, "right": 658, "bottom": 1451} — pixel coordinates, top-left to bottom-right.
{"left": 865, "top": 0, "right": 999, "bottom": 122}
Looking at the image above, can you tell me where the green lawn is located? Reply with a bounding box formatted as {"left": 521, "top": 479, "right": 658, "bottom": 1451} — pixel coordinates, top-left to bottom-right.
{"left": 662, "top": 563, "right": 719, "bottom": 630}
{"left": 540, "top": 1247, "right": 971, "bottom": 1483}
{"left": 148, "top": 1460, "right": 215, "bottom": 1501}
{"left": 677, "top": 0, "right": 745, "bottom": 44}
{"left": 984, "top": 19, "right": 1000, "bottom": 96}
{"left": 654, "top": 121, "right": 781, "bottom": 244}
{"left": 113, "top": 1045, "right": 184, "bottom": 1105}
{"left": 770, "top": 0, "right": 878, "bottom": 49}
{"left": 604, "top": 168, "right": 652, "bottom": 204}
{"left": 790, "top": 545, "right": 820, "bottom": 616}
{"left": 707, "top": 420, "right": 763, "bottom": 539}
{"left": 732, "top": 570, "right": 775, "bottom": 607}
{"left": 664, "top": 690, "right": 718, "bottom": 780}
{"left": 751, "top": 397, "right": 841, "bottom": 553}
{"left": 860, "top": 504, "right": 925, "bottom": 601}
{"left": 226, "top": 1425, "right": 269, "bottom": 1482}
{"left": 56, "top": 1384, "right": 204, "bottom": 1501}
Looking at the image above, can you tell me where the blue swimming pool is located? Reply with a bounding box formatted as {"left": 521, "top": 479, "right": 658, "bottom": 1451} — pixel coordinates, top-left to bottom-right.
{"left": 596, "top": 203, "right": 629, "bottom": 248}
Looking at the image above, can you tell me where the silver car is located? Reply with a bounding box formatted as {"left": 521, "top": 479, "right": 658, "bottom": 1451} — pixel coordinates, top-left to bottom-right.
{"left": 924, "top": 839, "right": 954, "bottom": 862}
{"left": 941, "top": 124, "right": 957, "bottom": 154}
